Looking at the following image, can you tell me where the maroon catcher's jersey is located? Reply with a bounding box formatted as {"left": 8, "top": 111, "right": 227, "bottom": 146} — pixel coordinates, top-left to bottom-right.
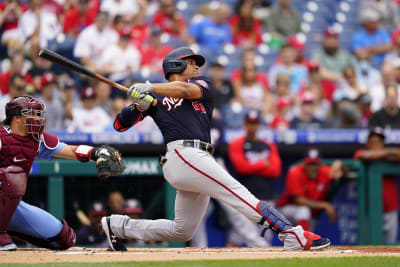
{"left": 0, "top": 126, "right": 39, "bottom": 176}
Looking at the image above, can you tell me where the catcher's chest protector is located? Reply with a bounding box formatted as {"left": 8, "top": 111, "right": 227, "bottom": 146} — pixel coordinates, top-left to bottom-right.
{"left": 0, "top": 127, "right": 39, "bottom": 175}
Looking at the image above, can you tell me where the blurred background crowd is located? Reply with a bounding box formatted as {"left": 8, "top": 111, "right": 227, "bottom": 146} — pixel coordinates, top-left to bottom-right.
{"left": 2, "top": 0, "right": 400, "bottom": 132}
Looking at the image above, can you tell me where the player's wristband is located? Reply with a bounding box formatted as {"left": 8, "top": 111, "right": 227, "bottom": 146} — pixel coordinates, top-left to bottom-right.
{"left": 74, "top": 145, "right": 98, "bottom": 162}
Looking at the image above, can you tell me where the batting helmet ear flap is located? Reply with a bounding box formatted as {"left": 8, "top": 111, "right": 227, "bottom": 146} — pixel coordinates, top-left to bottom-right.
{"left": 162, "top": 59, "right": 187, "bottom": 79}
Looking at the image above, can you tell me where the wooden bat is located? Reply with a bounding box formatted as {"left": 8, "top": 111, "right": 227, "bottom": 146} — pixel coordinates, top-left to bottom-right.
{"left": 38, "top": 48, "right": 157, "bottom": 106}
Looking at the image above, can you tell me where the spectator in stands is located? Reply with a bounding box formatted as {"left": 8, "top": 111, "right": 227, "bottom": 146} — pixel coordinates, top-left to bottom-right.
{"left": 129, "top": 10, "right": 149, "bottom": 49}
{"left": 269, "top": 44, "right": 308, "bottom": 94}
{"left": 264, "top": 0, "right": 301, "bottom": 39}
{"left": 100, "top": 0, "right": 138, "bottom": 20}
{"left": 208, "top": 61, "right": 234, "bottom": 113}
{"left": 231, "top": 49, "right": 269, "bottom": 84}
{"left": 269, "top": 96, "right": 291, "bottom": 130}
{"left": 18, "top": 0, "right": 61, "bottom": 52}
{"left": 384, "top": 33, "right": 400, "bottom": 66}
{"left": 357, "top": 94, "right": 372, "bottom": 128}
{"left": 370, "top": 62, "right": 398, "bottom": 112}
{"left": 63, "top": 0, "right": 94, "bottom": 38}
{"left": 229, "top": 0, "right": 262, "bottom": 48}
{"left": 67, "top": 86, "right": 111, "bottom": 133}
{"left": 76, "top": 202, "right": 107, "bottom": 246}
{"left": 0, "top": 73, "right": 26, "bottom": 120}
{"left": 311, "top": 27, "right": 357, "bottom": 83}
{"left": 152, "top": 0, "right": 187, "bottom": 39}
{"left": 0, "top": 0, "right": 28, "bottom": 43}
{"left": 369, "top": 85, "right": 400, "bottom": 129}
{"left": 140, "top": 26, "right": 173, "bottom": 76}
{"left": 302, "top": 82, "right": 331, "bottom": 122}
{"left": 38, "top": 73, "right": 68, "bottom": 130}
{"left": 94, "top": 81, "right": 112, "bottom": 114}
{"left": 99, "top": 30, "right": 141, "bottom": 82}
{"left": 285, "top": 35, "right": 307, "bottom": 66}
{"left": 352, "top": 8, "right": 392, "bottom": 69}
{"left": 290, "top": 92, "right": 323, "bottom": 130}
{"left": 232, "top": 65, "right": 272, "bottom": 117}
{"left": 359, "top": 0, "right": 400, "bottom": 31}
{"left": 354, "top": 127, "right": 399, "bottom": 244}
{"left": 73, "top": 11, "right": 119, "bottom": 73}
{"left": 276, "top": 148, "right": 344, "bottom": 231}
{"left": 0, "top": 51, "right": 31, "bottom": 95}
{"left": 304, "top": 60, "right": 336, "bottom": 104}
{"left": 59, "top": 78, "right": 80, "bottom": 123}
{"left": 337, "top": 66, "right": 368, "bottom": 101}
{"left": 107, "top": 191, "right": 125, "bottom": 215}
{"left": 188, "top": 1, "right": 232, "bottom": 50}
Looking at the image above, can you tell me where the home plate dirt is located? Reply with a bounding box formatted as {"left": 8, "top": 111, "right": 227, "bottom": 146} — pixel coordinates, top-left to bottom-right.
{"left": 0, "top": 247, "right": 399, "bottom": 263}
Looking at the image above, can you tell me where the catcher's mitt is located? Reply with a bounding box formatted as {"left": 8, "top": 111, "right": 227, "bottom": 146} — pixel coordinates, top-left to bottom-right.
{"left": 92, "top": 145, "right": 125, "bottom": 179}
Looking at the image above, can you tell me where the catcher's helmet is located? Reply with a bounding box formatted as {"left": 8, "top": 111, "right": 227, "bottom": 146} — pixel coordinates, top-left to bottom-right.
{"left": 162, "top": 47, "right": 205, "bottom": 79}
{"left": 4, "top": 96, "right": 46, "bottom": 141}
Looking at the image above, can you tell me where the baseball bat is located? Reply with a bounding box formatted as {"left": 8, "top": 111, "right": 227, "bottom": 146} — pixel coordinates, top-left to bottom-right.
{"left": 38, "top": 48, "right": 157, "bottom": 106}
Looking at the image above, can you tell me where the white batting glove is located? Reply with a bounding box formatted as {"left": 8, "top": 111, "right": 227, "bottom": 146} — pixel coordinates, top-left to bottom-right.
{"left": 129, "top": 81, "right": 154, "bottom": 96}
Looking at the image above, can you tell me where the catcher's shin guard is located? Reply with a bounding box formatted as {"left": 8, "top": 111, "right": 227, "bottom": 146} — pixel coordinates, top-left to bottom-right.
{"left": 8, "top": 220, "right": 76, "bottom": 250}
{"left": 257, "top": 201, "right": 292, "bottom": 235}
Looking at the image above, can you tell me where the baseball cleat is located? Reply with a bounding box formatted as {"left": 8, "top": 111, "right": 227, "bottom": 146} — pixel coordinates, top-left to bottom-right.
{"left": 0, "top": 243, "right": 17, "bottom": 251}
{"left": 101, "top": 217, "right": 127, "bottom": 251}
{"left": 278, "top": 225, "right": 330, "bottom": 251}
{"left": 0, "top": 233, "right": 17, "bottom": 251}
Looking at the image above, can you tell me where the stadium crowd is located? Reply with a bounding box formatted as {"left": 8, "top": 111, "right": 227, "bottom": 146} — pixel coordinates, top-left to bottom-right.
{"left": 1, "top": 0, "right": 400, "bottom": 247}
{"left": 1, "top": 0, "right": 400, "bottom": 131}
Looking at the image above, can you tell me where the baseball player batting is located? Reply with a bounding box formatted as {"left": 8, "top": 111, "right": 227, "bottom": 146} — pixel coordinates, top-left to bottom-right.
{"left": 101, "top": 47, "right": 331, "bottom": 251}
{"left": 0, "top": 96, "right": 125, "bottom": 251}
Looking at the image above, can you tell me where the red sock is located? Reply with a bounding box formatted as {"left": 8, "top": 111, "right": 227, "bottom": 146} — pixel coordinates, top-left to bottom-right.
{"left": 297, "top": 220, "right": 310, "bottom": 231}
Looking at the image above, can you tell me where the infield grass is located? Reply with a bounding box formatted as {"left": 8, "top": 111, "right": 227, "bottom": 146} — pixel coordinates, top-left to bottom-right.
{"left": 0, "top": 257, "right": 399, "bottom": 267}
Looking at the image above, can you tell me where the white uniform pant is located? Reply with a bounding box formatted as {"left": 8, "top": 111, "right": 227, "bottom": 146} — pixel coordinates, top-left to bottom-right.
{"left": 110, "top": 142, "right": 263, "bottom": 242}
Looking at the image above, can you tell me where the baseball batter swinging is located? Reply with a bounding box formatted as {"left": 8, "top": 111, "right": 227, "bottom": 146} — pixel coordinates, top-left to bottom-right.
{"left": 102, "top": 47, "right": 331, "bottom": 251}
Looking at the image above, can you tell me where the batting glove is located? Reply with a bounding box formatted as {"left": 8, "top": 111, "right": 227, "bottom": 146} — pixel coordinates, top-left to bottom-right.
{"left": 129, "top": 81, "right": 154, "bottom": 96}
{"left": 128, "top": 86, "right": 141, "bottom": 103}
{"left": 136, "top": 93, "right": 154, "bottom": 112}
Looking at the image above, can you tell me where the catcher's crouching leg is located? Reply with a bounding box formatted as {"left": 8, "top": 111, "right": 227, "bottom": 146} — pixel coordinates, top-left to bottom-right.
{"left": 256, "top": 201, "right": 330, "bottom": 250}
{"left": 9, "top": 220, "right": 76, "bottom": 250}
{"left": 0, "top": 166, "right": 27, "bottom": 250}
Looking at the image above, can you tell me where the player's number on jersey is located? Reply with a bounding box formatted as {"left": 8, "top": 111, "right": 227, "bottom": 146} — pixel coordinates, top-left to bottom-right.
{"left": 192, "top": 101, "right": 206, "bottom": 114}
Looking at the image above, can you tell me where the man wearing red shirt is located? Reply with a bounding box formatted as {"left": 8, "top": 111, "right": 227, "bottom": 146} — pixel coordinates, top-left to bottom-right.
{"left": 0, "top": 52, "right": 31, "bottom": 95}
{"left": 353, "top": 127, "right": 399, "bottom": 244}
{"left": 63, "top": 0, "right": 96, "bottom": 38}
{"left": 152, "top": 0, "right": 186, "bottom": 37}
{"left": 229, "top": 110, "right": 281, "bottom": 201}
{"left": 227, "top": 109, "right": 282, "bottom": 246}
{"left": 140, "top": 27, "right": 173, "bottom": 75}
{"left": 276, "top": 148, "right": 344, "bottom": 231}
{"left": 0, "top": 0, "right": 28, "bottom": 33}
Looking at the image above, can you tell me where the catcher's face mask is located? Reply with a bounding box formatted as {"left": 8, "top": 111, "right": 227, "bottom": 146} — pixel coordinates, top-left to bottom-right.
{"left": 21, "top": 104, "right": 46, "bottom": 142}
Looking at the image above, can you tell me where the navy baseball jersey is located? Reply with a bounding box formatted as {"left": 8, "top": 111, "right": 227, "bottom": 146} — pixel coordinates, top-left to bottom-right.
{"left": 143, "top": 76, "right": 214, "bottom": 143}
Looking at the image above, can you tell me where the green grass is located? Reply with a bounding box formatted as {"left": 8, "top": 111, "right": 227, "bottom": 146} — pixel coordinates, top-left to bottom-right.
{"left": 0, "top": 257, "right": 399, "bottom": 267}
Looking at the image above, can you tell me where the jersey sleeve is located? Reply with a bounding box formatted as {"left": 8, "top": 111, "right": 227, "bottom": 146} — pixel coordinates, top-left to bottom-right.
{"left": 189, "top": 77, "right": 214, "bottom": 102}
{"left": 37, "top": 133, "right": 65, "bottom": 160}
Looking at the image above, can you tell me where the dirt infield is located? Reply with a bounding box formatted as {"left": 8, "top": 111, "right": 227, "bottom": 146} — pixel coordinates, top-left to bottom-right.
{"left": 0, "top": 247, "right": 399, "bottom": 263}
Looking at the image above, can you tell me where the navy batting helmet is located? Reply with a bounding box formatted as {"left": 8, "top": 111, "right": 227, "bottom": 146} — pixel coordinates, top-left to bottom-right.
{"left": 162, "top": 47, "right": 205, "bottom": 79}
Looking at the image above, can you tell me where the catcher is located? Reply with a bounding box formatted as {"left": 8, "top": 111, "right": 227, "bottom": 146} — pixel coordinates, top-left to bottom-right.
{"left": 0, "top": 95, "right": 125, "bottom": 251}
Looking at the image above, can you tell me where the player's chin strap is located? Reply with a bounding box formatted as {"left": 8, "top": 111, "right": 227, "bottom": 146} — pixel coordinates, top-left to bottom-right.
{"left": 257, "top": 201, "right": 292, "bottom": 236}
